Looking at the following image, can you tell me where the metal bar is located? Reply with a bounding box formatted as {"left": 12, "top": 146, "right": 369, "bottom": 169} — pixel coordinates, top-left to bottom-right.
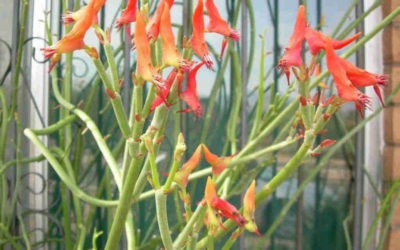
{"left": 312, "top": 1, "right": 323, "bottom": 250}
{"left": 269, "top": 1, "right": 279, "bottom": 249}
{"left": 353, "top": 1, "right": 365, "bottom": 249}
{"left": 240, "top": 0, "right": 248, "bottom": 148}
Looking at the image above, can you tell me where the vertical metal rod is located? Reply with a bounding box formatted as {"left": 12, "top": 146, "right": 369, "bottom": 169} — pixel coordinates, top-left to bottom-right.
{"left": 240, "top": 0, "right": 248, "bottom": 147}
{"left": 240, "top": 0, "right": 248, "bottom": 249}
{"left": 312, "top": 1, "right": 322, "bottom": 250}
{"left": 353, "top": 1, "right": 365, "bottom": 249}
{"left": 270, "top": 1, "right": 279, "bottom": 249}
{"left": 9, "top": 0, "right": 21, "bottom": 242}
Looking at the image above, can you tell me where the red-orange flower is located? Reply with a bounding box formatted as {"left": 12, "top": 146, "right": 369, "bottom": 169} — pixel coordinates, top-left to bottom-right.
{"left": 160, "top": 2, "right": 190, "bottom": 70}
{"left": 191, "top": 0, "right": 213, "bottom": 69}
{"left": 174, "top": 145, "right": 202, "bottom": 187}
{"left": 202, "top": 144, "right": 234, "bottom": 176}
{"left": 204, "top": 177, "right": 246, "bottom": 228}
{"left": 325, "top": 40, "right": 370, "bottom": 117}
{"left": 134, "top": 10, "right": 162, "bottom": 84}
{"left": 305, "top": 28, "right": 361, "bottom": 55}
{"left": 42, "top": 0, "right": 103, "bottom": 72}
{"left": 180, "top": 62, "right": 204, "bottom": 117}
{"left": 41, "top": 35, "right": 85, "bottom": 60}
{"left": 115, "top": 0, "right": 138, "bottom": 29}
{"left": 338, "top": 58, "right": 387, "bottom": 105}
{"left": 204, "top": 0, "right": 240, "bottom": 41}
{"left": 146, "top": 0, "right": 175, "bottom": 41}
{"left": 243, "top": 180, "right": 261, "bottom": 236}
{"left": 278, "top": 5, "right": 307, "bottom": 83}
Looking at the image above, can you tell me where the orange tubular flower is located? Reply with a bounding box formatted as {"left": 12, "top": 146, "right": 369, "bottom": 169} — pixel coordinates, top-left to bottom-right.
{"left": 115, "top": 0, "right": 138, "bottom": 29}
{"left": 325, "top": 41, "right": 370, "bottom": 117}
{"left": 205, "top": 0, "right": 240, "bottom": 41}
{"left": 42, "top": 35, "right": 85, "bottom": 60}
{"left": 202, "top": 144, "right": 234, "bottom": 176}
{"left": 160, "top": 3, "right": 190, "bottom": 70}
{"left": 134, "top": 10, "right": 162, "bottom": 84}
{"left": 191, "top": 0, "right": 213, "bottom": 69}
{"left": 174, "top": 145, "right": 202, "bottom": 187}
{"left": 146, "top": 0, "right": 175, "bottom": 41}
{"left": 42, "top": 0, "right": 103, "bottom": 72}
{"left": 278, "top": 5, "right": 306, "bottom": 83}
{"left": 180, "top": 62, "right": 204, "bottom": 117}
{"left": 305, "top": 28, "right": 361, "bottom": 55}
{"left": 204, "top": 178, "right": 246, "bottom": 228}
{"left": 243, "top": 180, "right": 261, "bottom": 236}
{"left": 338, "top": 58, "right": 387, "bottom": 105}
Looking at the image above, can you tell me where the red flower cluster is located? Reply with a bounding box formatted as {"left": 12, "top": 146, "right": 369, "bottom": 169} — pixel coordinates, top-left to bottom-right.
{"left": 279, "top": 5, "right": 387, "bottom": 116}
{"left": 146, "top": 0, "right": 240, "bottom": 116}
{"left": 43, "top": 0, "right": 239, "bottom": 118}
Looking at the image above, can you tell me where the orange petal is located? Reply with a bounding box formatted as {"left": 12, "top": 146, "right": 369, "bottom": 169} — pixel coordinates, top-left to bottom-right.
{"left": 325, "top": 40, "right": 370, "bottom": 117}
{"left": 205, "top": 0, "right": 240, "bottom": 40}
{"left": 180, "top": 62, "right": 204, "bottom": 117}
{"left": 205, "top": 177, "right": 218, "bottom": 205}
{"left": 277, "top": 5, "right": 306, "bottom": 82}
{"left": 174, "top": 145, "right": 202, "bottom": 187}
{"left": 115, "top": 0, "right": 137, "bottom": 29}
{"left": 191, "top": 0, "right": 213, "bottom": 68}
{"left": 160, "top": 2, "right": 183, "bottom": 69}
{"left": 243, "top": 180, "right": 261, "bottom": 236}
{"left": 134, "top": 10, "right": 156, "bottom": 82}
{"left": 146, "top": 0, "right": 175, "bottom": 40}
{"left": 202, "top": 144, "right": 233, "bottom": 175}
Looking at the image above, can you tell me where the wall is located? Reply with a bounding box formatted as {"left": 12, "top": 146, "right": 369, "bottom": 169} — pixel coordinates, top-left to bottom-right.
{"left": 383, "top": 0, "right": 400, "bottom": 249}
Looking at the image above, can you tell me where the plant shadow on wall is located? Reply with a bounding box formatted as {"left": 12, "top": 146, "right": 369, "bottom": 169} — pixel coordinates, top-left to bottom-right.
{"left": 1, "top": 0, "right": 400, "bottom": 249}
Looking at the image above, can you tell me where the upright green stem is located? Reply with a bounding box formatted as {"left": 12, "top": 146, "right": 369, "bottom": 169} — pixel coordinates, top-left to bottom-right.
{"left": 249, "top": 34, "right": 266, "bottom": 140}
{"left": 173, "top": 204, "right": 206, "bottom": 249}
{"left": 10, "top": 0, "right": 28, "bottom": 116}
{"left": 0, "top": 88, "right": 8, "bottom": 163}
{"left": 104, "top": 43, "right": 121, "bottom": 91}
{"left": 92, "top": 58, "right": 131, "bottom": 139}
{"left": 105, "top": 105, "right": 169, "bottom": 249}
{"left": 155, "top": 191, "right": 174, "bottom": 250}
